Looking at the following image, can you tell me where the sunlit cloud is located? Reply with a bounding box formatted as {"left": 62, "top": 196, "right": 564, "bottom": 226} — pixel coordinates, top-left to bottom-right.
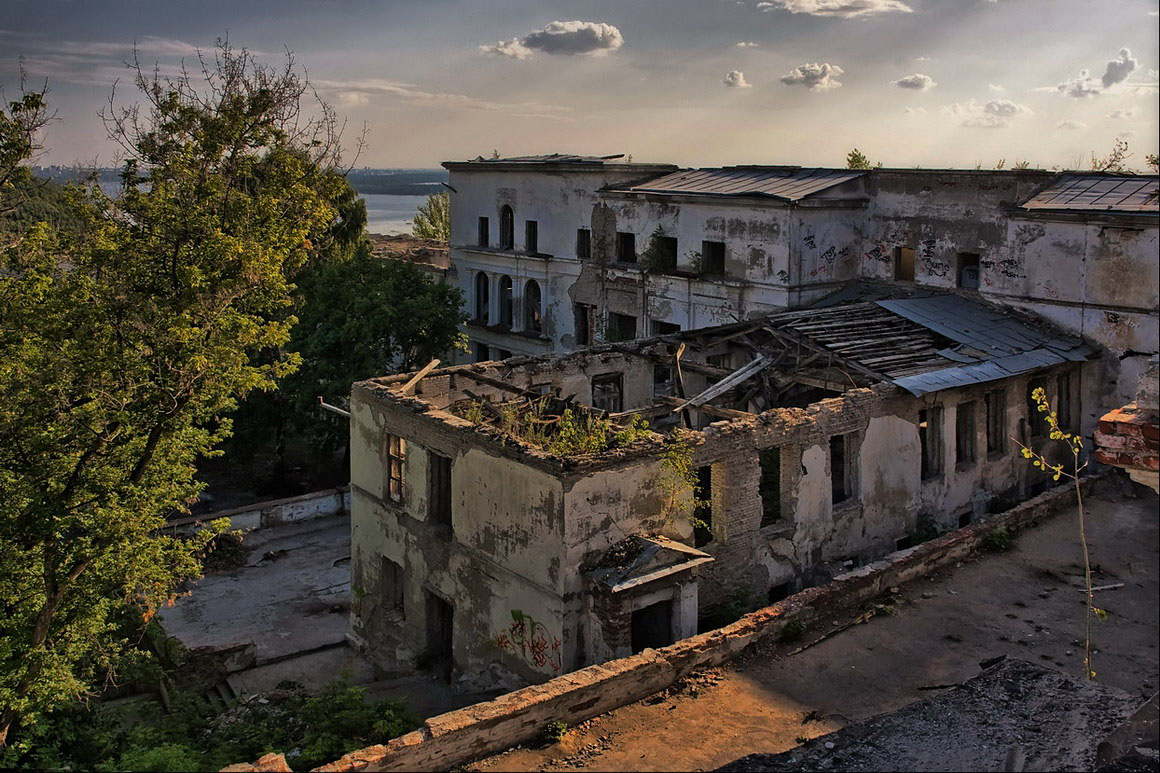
{"left": 480, "top": 20, "right": 623, "bottom": 59}
{"left": 723, "top": 70, "right": 752, "bottom": 88}
{"left": 780, "top": 62, "right": 844, "bottom": 90}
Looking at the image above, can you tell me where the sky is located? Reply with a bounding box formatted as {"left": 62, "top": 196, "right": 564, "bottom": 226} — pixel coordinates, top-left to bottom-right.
{"left": 2, "top": 0, "right": 1158, "bottom": 170}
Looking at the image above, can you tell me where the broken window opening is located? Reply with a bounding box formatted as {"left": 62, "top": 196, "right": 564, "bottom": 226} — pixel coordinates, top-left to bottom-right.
{"left": 474, "top": 271, "right": 490, "bottom": 322}
{"left": 574, "top": 303, "right": 595, "bottom": 346}
{"left": 894, "top": 246, "right": 916, "bottom": 282}
{"left": 694, "top": 465, "right": 713, "bottom": 547}
{"left": 985, "top": 389, "right": 1006, "bottom": 455}
{"left": 428, "top": 453, "right": 453, "bottom": 531}
{"left": 830, "top": 434, "right": 853, "bottom": 505}
{"left": 957, "top": 252, "right": 980, "bottom": 290}
{"left": 617, "top": 231, "right": 636, "bottom": 263}
{"left": 524, "top": 279, "right": 542, "bottom": 333}
{"left": 591, "top": 373, "right": 624, "bottom": 413}
{"left": 471, "top": 341, "right": 489, "bottom": 363}
{"left": 958, "top": 510, "right": 972, "bottom": 528}
{"left": 1027, "top": 377, "right": 1047, "bottom": 438}
{"left": 1056, "top": 373, "right": 1073, "bottom": 432}
{"left": 919, "top": 407, "right": 943, "bottom": 480}
{"left": 653, "top": 363, "right": 674, "bottom": 397}
{"left": 477, "top": 217, "right": 490, "bottom": 248}
{"left": 381, "top": 557, "right": 405, "bottom": 617}
{"left": 499, "top": 205, "right": 515, "bottom": 250}
{"left": 701, "top": 241, "right": 726, "bottom": 275}
{"left": 576, "top": 228, "right": 591, "bottom": 259}
{"left": 424, "top": 592, "right": 454, "bottom": 682}
{"left": 496, "top": 349, "right": 512, "bottom": 360}
{"left": 607, "top": 312, "right": 637, "bottom": 343}
{"left": 759, "top": 446, "right": 782, "bottom": 526}
{"left": 768, "top": 582, "right": 792, "bottom": 604}
{"left": 956, "top": 401, "right": 977, "bottom": 465}
{"left": 385, "top": 434, "right": 406, "bottom": 503}
{"left": 525, "top": 220, "right": 539, "bottom": 254}
{"left": 651, "top": 319, "right": 681, "bottom": 336}
{"left": 498, "top": 275, "right": 513, "bottom": 328}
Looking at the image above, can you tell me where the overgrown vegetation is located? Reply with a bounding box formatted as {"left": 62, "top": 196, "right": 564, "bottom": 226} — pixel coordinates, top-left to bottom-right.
{"left": 638, "top": 225, "right": 677, "bottom": 273}
{"left": 540, "top": 719, "right": 568, "bottom": 744}
{"left": 454, "top": 396, "right": 652, "bottom": 457}
{"left": 411, "top": 191, "right": 450, "bottom": 241}
{"left": 845, "top": 148, "right": 882, "bottom": 170}
{"left": 980, "top": 525, "right": 1016, "bottom": 553}
{"left": 781, "top": 620, "right": 808, "bottom": 643}
{"left": 0, "top": 679, "right": 417, "bottom": 772}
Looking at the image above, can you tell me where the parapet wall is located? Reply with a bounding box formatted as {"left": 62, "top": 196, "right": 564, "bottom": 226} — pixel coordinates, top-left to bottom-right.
{"left": 273, "top": 477, "right": 1097, "bottom": 773}
{"left": 167, "top": 487, "right": 350, "bottom": 535}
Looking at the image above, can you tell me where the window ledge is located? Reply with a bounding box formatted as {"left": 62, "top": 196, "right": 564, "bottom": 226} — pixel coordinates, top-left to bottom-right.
{"left": 832, "top": 500, "right": 861, "bottom": 518}
{"left": 460, "top": 245, "right": 552, "bottom": 260}
{"left": 760, "top": 522, "right": 795, "bottom": 539}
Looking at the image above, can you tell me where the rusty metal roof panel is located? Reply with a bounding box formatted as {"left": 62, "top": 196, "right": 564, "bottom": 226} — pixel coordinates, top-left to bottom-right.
{"left": 613, "top": 167, "right": 866, "bottom": 201}
{"left": 1018, "top": 174, "right": 1159, "bottom": 214}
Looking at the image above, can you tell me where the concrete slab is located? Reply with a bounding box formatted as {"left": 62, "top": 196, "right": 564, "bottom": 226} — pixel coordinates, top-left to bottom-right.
{"left": 160, "top": 514, "right": 352, "bottom": 662}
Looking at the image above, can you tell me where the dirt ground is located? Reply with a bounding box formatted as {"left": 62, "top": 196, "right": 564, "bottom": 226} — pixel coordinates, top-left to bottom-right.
{"left": 469, "top": 481, "right": 1160, "bottom": 773}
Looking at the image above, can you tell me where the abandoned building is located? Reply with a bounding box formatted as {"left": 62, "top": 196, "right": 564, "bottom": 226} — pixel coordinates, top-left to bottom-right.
{"left": 443, "top": 156, "right": 1158, "bottom": 414}
{"left": 348, "top": 286, "right": 1102, "bottom": 691}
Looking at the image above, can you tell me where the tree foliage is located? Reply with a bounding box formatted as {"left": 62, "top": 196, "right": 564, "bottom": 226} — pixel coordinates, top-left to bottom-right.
{"left": 845, "top": 147, "right": 881, "bottom": 170}
{"left": 411, "top": 190, "right": 450, "bottom": 241}
{"left": 0, "top": 43, "right": 353, "bottom": 744}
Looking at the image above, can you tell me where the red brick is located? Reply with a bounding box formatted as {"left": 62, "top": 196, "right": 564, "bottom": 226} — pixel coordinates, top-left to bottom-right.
{"left": 1143, "top": 423, "right": 1160, "bottom": 442}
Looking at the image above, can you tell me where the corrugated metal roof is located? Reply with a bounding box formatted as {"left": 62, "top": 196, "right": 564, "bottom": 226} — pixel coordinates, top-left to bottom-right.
{"left": 459, "top": 153, "right": 627, "bottom": 165}
{"left": 1018, "top": 174, "right": 1159, "bottom": 214}
{"left": 612, "top": 167, "right": 866, "bottom": 201}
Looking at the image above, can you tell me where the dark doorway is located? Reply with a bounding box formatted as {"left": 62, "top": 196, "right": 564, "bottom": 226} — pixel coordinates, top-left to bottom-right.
{"left": 631, "top": 600, "right": 673, "bottom": 653}
{"left": 425, "top": 592, "right": 454, "bottom": 681}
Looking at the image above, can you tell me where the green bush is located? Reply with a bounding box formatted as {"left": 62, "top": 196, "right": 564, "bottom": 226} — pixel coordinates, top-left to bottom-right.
{"left": 781, "top": 620, "right": 808, "bottom": 643}
{"left": 540, "top": 720, "right": 569, "bottom": 744}
{"left": 981, "top": 526, "right": 1016, "bottom": 553}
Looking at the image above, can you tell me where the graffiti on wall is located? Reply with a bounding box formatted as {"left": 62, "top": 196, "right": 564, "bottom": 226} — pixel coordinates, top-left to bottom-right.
{"left": 495, "top": 609, "right": 562, "bottom": 674}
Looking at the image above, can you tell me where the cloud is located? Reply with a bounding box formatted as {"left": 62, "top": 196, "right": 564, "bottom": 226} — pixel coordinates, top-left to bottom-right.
{"left": 1056, "top": 47, "right": 1139, "bottom": 97}
{"left": 1058, "top": 69, "right": 1101, "bottom": 98}
{"left": 314, "top": 78, "right": 573, "bottom": 121}
{"left": 988, "top": 83, "right": 1005, "bottom": 92}
{"left": 481, "top": 20, "right": 623, "bottom": 59}
{"left": 892, "top": 73, "right": 936, "bottom": 90}
{"left": 940, "top": 98, "right": 1032, "bottom": 128}
{"left": 1057, "top": 120, "right": 1086, "bottom": 130}
{"left": 904, "top": 106, "right": 927, "bottom": 114}
{"left": 1101, "top": 48, "right": 1137, "bottom": 88}
{"left": 780, "top": 62, "right": 844, "bottom": 90}
{"left": 758, "top": 0, "right": 913, "bottom": 17}
{"left": 336, "top": 91, "right": 370, "bottom": 108}
{"left": 723, "top": 70, "right": 752, "bottom": 88}
{"left": 736, "top": 41, "right": 759, "bottom": 47}
{"left": 1108, "top": 106, "right": 1140, "bottom": 119}
{"left": 915, "top": 56, "right": 933, "bottom": 62}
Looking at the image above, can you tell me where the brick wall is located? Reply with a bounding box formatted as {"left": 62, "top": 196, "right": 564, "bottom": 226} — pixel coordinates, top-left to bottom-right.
{"left": 1094, "top": 405, "right": 1159, "bottom": 473}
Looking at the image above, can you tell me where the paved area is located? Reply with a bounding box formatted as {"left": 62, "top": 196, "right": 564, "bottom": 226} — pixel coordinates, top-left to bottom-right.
{"left": 470, "top": 481, "right": 1160, "bottom": 772}
{"left": 161, "top": 514, "right": 353, "bottom": 662}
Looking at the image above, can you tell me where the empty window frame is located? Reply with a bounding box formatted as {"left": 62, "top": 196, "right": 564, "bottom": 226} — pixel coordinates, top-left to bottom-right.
{"left": 957, "top": 252, "right": 981, "bottom": 289}
{"left": 830, "top": 434, "right": 853, "bottom": 505}
{"left": 473, "top": 272, "right": 490, "bottom": 321}
{"left": 576, "top": 228, "right": 591, "bottom": 259}
{"left": 498, "top": 275, "right": 513, "bottom": 327}
{"left": 496, "top": 349, "right": 512, "bottom": 360}
{"left": 381, "top": 557, "right": 405, "bottom": 615}
{"left": 524, "top": 279, "right": 542, "bottom": 333}
{"left": 985, "top": 389, "right": 1006, "bottom": 454}
{"left": 651, "top": 319, "right": 681, "bottom": 336}
{"left": 653, "top": 363, "right": 673, "bottom": 397}
{"left": 385, "top": 434, "right": 406, "bottom": 502}
{"left": 606, "top": 312, "right": 637, "bottom": 342}
{"left": 701, "top": 240, "right": 726, "bottom": 275}
{"left": 499, "top": 205, "right": 515, "bottom": 250}
{"left": 471, "top": 341, "right": 489, "bottom": 363}
{"left": 1027, "top": 377, "right": 1047, "bottom": 438}
{"left": 759, "top": 446, "right": 782, "bottom": 526}
{"left": 591, "top": 373, "right": 624, "bottom": 413}
{"left": 574, "top": 303, "right": 595, "bottom": 346}
{"left": 525, "top": 220, "right": 539, "bottom": 254}
{"left": 694, "top": 465, "right": 713, "bottom": 547}
{"left": 428, "top": 453, "right": 452, "bottom": 530}
{"left": 918, "top": 407, "right": 943, "bottom": 480}
{"left": 617, "top": 231, "right": 636, "bottom": 263}
{"left": 956, "top": 401, "right": 977, "bottom": 465}
{"left": 1056, "top": 373, "right": 1073, "bottom": 432}
{"left": 894, "top": 246, "right": 916, "bottom": 281}
{"left": 477, "top": 217, "right": 490, "bottom": 248}
{"left": 652, "top": 236, "right": 678, "bottom": 271}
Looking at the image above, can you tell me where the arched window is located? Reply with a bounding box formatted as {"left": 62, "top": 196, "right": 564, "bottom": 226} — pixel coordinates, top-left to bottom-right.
{"left": 499, "top": 276, "right": 514, "bottom": 328}
{"left": 524, "top": 279, "right": 542, "bottom": 333}
{"left": 499, "top": 205, "right": 515, "bottom": 250}
{"left": 474, "top": 272, "right": 490, "bottom": 321}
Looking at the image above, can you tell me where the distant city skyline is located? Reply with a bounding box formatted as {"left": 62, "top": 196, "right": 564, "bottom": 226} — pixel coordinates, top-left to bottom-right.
{"left": 2, "top": 0, "right": 1157, "bottom": 170}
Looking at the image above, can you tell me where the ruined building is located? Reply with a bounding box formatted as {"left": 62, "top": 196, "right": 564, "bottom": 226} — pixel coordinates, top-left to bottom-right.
{"left": 346, "top": 156, "right": 1157, "bottom": 692}
{"left": 444, "top": 155, "right": 1157, "bottom": 412}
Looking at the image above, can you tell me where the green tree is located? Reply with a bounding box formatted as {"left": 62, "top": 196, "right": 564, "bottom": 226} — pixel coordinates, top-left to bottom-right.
{"left": 411, "top": 191, "right": 450, "bottom": 241}
{"left": 0, "top": 43, "right": 351, "bottom": 745}
{"left": 282, "top": 252, "right": 467, "bottom": 451}
{"left": 845, "top": 147, "right": 881, "bottom": 170}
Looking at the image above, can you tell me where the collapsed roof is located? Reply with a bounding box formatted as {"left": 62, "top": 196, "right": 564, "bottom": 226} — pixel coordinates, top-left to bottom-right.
{"left": 607, "top": 166, "right": 866, "bottom": 202}
{"left": 1015, "top": 173, "right": 1159, "bottom": 216}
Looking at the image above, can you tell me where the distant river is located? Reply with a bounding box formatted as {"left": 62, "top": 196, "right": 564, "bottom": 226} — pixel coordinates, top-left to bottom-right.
{"left": 360, "top": 193, "right": 429, "bottom": 236}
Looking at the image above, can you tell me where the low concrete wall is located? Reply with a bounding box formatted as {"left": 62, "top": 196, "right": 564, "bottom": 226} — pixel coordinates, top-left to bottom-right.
{"left": 168, "top": 487, "right": 350, "bottom": 535}
{"left": 226, "top": 478, "right": 1096, "bottom": 773}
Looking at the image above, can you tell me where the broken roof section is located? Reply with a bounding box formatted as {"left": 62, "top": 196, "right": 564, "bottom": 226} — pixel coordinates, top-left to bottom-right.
{"left": 584, "top": 536, "right": 713, "bottom": 593}
{"left": 1016, "top": 173, "right": 1159, "bottom": 216}
{"left": 609, "top": 166, "right": 866, "bottom": 202}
